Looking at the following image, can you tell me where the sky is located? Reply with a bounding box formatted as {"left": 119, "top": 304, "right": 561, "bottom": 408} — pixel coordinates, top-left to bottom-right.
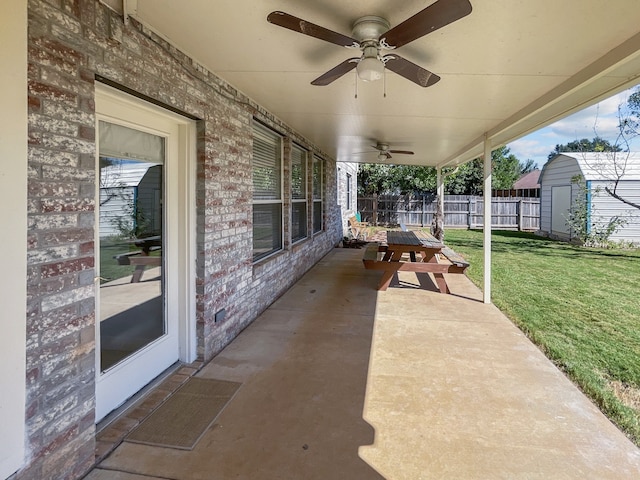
{"left": 507, "top": 84, "right": 640, "bottom": 169}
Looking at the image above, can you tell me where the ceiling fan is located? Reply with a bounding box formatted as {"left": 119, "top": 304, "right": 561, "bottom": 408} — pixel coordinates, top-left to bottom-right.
{"left": 267, "top": 0, "right": 472, "bottom": 87}
{"left": 365, "top": 142, "right": 415, "bottom": 161}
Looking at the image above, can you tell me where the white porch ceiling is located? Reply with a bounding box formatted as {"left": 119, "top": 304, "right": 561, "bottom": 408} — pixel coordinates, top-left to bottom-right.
{"left": 129, "top": 0, "right": 640, "bottom": 167}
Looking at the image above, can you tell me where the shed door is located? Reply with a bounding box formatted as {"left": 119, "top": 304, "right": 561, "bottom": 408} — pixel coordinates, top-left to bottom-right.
{"left": 551, "top": 185, "right": 572, "bottom": 236}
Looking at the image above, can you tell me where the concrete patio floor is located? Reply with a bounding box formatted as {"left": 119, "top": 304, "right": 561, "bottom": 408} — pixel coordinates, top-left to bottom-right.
{"left": 87, "top": 247, "right": 640, "bottom": 479}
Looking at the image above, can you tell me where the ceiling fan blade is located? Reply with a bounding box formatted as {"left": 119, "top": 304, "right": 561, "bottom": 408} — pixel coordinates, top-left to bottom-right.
{"left": 383, "top": 152, "right": 393, "bottom": 160}
{"left": 267, "top": 11, "right": 358, "bottom": 47}
{"left": 381, "top": 0, "right": 472, "bottom": 48}
{"left": 311, "top": 58, "right": 359, "bottom": 86}
{"left": 389, "top": 150, "right": 415, "bottom": 155}
{"left": 384, "top": 55, "right": 440, "bottom": 87}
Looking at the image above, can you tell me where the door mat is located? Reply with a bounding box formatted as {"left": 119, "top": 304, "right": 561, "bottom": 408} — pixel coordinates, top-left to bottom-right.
{"left": 126, "top": 377, "right": 241, "bottom": 450}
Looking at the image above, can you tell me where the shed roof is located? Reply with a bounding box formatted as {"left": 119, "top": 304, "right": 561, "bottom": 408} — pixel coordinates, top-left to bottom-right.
{"left": 100, "top": 162, "right": 161, "bottom": 188}
{"left": 549, "top": 152, "right": 640, "bottom": 181}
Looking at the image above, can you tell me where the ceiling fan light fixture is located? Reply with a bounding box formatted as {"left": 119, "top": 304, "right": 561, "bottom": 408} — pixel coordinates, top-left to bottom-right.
{"left": 377, "top": 152, "right": 388, "bottom": 161}
{"left": 357, "top": 56, "right": 384, "bottom": 82}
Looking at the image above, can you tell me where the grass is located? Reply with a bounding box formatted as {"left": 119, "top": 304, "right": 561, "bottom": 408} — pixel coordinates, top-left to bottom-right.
{"left": 99, "top": 242, "right": 137, "bottom": 283}
{"left": 438, "top": 228, "right": 640, "bottom": 445}
{"left": 99, "top": 239, "right": 161, "bottom": 284}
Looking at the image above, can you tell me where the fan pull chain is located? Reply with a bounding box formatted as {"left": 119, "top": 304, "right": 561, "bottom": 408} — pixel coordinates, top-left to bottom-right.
{"left": 383, "top": 68, "right": 387, "bottom": 98}
{"left": 355, "top": 72, "right": 358, "bottom": 99}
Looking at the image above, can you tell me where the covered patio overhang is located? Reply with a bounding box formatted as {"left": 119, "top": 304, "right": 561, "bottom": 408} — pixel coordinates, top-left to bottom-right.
{"left": 114, "top": 0, "right": 640, "bottom": 301}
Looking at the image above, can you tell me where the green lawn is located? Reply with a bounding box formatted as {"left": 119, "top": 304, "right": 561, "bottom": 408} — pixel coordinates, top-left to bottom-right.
{"left": 99, "top": 242, "right": 137, "bottom": 283}
{"left": 440, "top": 229, "right": 640, "bottom": 445}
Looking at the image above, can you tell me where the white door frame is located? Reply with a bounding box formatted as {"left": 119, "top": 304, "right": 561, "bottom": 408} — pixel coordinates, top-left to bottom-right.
{"left": 0, "top": 0, "right": 27, "bottom": 475}
{"left": 94, "top": 84, "right": 197, "bottom": 421}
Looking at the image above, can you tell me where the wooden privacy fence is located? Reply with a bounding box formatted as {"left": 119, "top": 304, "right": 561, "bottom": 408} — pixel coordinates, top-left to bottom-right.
{"left": 358, "top": 194, "right": 540, "bottom": 231}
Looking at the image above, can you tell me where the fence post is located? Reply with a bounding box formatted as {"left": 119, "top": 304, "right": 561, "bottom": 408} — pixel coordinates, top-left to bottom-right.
{"left": 518, "top": 199, "right": 523, "bottom": 231}
{"left": 373, "top": 193, "right": 378, "bottom": 226}
{"left": 468, "top": 198, "right": 474, "bottom": 229}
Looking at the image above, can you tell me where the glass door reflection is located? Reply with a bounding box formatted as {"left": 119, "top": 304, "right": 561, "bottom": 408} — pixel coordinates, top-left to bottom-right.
{"left": 98, "top": 121, "right": 165, "bottom": 372}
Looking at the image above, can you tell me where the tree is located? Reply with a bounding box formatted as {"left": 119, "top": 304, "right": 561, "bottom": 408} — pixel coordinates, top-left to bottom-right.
{"left": 445, "top": 145, "right": 525, "bottom": 194}
{"left": 357, "top": 164, "right": 436, "bottom": 195}
{"left": 357, "top": 163, "right": 396, "bottom": 195}
{"left": 560, "top": 87, "right": 640, "bottom": 213}
{"left": 491, "top": 146, "right": 523, "bottom": 189}
{"left": 445, "top": 159, "right": 483, "bottom": 195}
{"left": 563, "top": 175, "right": 627, "bottom": 247}
{"left": 519, "top": 158, "right": 537, "bottom": 174}
{"left": 357, "top": 145, "right": 528, "bottom": 196}
{"left": 625, "top": 87, "right": 640, "bottom": 138}
{"left": 547, "top": 137, "right": 622, "bottom": 160}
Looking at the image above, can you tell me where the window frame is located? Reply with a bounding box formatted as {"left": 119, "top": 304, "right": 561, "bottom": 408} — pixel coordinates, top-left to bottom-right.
{"left": 312, "top": 155, "right": 324, "bottom": 234}
{"left": 290, "top": 143, "right": 309, "bottom": 244}
{"left": 252, "top": 121, "right": 284, "bottom": 262}
{"left": 346, "top": 172, "right": 352, "bottom": 210}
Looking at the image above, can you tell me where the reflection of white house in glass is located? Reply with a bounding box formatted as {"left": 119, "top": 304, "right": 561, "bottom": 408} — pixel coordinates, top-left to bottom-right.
{"left": 99, "top": 161, "right": 163, "bottom": 239}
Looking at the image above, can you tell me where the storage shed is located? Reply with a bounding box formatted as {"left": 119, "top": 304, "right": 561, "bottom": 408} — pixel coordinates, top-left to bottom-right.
{"left": 99, "top": 161, "right": 162, "bottom": 239}
{"left": 539, "top": 152, "right": 640, "bottom": 243}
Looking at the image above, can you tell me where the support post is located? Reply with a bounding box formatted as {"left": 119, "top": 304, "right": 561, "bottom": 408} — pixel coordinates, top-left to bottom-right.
{"left": 437, "top": 168, "right": 444, "bottom": 221}
{"left": 483, "top": 136, "right": 492, "bottom": 304}
{"left": 431, "top": 167, "right": 445, "bottom": 241}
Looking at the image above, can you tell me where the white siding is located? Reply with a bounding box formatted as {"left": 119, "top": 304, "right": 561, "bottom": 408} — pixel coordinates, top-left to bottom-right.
{"left": 590, "top": 180, "right": 640, "bottom": 242}
{"left": 99, "top": 164, "right": 162, "bottom": 238}
{"left": 540, "top": 154, "right": 640, "bottom": 243}
{"left": 99, "top": 187, "right": 135, "bottom": 238}
{"left": 575, "top": 152, "right": 640, "bottom": 181}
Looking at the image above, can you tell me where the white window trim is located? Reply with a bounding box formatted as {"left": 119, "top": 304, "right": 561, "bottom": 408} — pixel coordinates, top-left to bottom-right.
{"left": 291, "top": 143, "right": 309, "bottom": 244}
{"left": 312, "top": 155, "right": 324, "bottom": 234}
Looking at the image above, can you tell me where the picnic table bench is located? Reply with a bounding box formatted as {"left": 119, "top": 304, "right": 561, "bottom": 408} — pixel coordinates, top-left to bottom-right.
{"left": 114, "top": 236, "right": 162, "bottom": 283}
{"left": 362, "top": 230, "right": 469, "bottom": 293}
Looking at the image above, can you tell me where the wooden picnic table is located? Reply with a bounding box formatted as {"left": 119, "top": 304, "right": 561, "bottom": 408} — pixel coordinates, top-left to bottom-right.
{"left": 383, "top": 230, "right": 443, "bottom": 262}
{"left": 363, "top": 230, "right": 469, "bottom": 293}
{"left": 114, "top": 236, "right": 162, "bottom": 283}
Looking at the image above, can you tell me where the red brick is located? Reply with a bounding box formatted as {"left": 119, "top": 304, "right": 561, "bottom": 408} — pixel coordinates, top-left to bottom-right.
{"left": 78, "top": 125, "right": 94, "bottom": 141}
{"left": 41, "top": 229, "right": 92, "bottom": 245}
{"left": 28, "top": 44, "right": 77, "bottom": 77}
{"left": 41, "top": 257, "right": 94, "bottom": 278}
{"left": 79, "top": 241, "right": 94, "bottom": 254}
{"left": 29, "top": 94, "right": 42, "bottom": 111}
{"left": 41, "top": 197, "right": 93, "bottom": 213}
{"left": 28, "top": 80, "right": 77, "bottom": 103}
{"left": 34, "top": 37, "right": 85, "bottom": 64}
{"left": 62, "top": 0, "right": 81, "bottom": 19}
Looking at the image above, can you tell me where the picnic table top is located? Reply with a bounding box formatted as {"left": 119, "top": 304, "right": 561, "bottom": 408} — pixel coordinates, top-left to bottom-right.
{"left": 386, "top": 230, "right": 444, "bottom": 249}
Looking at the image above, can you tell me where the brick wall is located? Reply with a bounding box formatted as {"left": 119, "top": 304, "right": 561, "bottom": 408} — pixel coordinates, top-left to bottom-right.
{"left": 21, "top": 0, "right": 341, "bottom": 478}
{"left": 337, "top": 162, "right": 360, "bottom": 235}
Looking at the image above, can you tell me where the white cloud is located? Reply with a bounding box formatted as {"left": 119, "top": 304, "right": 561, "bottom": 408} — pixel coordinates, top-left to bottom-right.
{"left": 507, "top": 86, "right": 639, "bottom": 168}
{"left": 508, "top": 138, "right": 552, "bottom": 161}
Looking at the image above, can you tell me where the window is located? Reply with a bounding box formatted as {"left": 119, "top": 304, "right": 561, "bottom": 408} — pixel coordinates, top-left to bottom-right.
{"left": 291, "top": 144, "right": 308, "bottom": 243}
{"left": 312, "top": 155, "right": 324, "bottom": 233}
{"left": 346, "top": 172, "right": 352, "bottom": 210}
{"left": 253, "top": 122, "right": 282, "bottom": 261}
